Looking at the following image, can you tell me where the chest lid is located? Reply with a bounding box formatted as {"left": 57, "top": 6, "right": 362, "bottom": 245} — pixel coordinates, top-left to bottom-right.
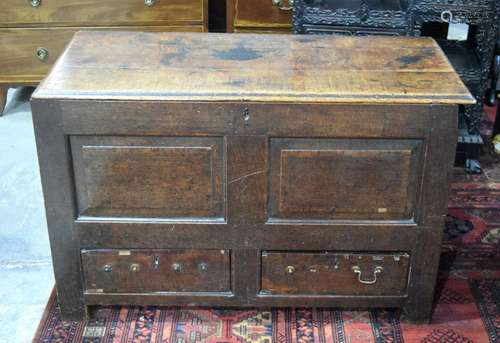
{"left": 33, "top": 31, "right": 474, "bottom": 105}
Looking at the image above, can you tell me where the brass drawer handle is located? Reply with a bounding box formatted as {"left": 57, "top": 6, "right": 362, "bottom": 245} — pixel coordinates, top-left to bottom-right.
{"left": 352, "top": 266, "right": 383, "bottom": 285}
{"left": 103, "top": 264, "right": 113, "bottom": 273}
{"left": 271, "top": 0, "right": 293, "bottom": 11}
{"left": 144, "top": 0, "right": 156, "bottom": 7}
{"left": 285, "top": 265, "right": 295, "bottom": 274}
{"left": 36, "top": 47, "right": 48, "bottom": 62}
{"left": 28, "top": 0, "right": 41, "bottom": 7}
{"left": 172, "top": 262, "right": 183, "bottom": 272}
{"left": 130, "top": 263, "right": 141, "bottom": 272}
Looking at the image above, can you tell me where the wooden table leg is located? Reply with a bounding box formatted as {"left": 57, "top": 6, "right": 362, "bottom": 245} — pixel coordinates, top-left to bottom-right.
{"left": 0, "top": 86, "right": 7, "bottom": 116}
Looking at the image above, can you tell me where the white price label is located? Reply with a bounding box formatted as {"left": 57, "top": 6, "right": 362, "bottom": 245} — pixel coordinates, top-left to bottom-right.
{"left": 447, "top": 23, "right": 469, "bottom": 41}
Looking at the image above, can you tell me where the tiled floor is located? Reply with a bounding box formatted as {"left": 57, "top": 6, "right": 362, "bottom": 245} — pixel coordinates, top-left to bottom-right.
{"left": 0, "top": 88, "right": 54, "bottom": 342}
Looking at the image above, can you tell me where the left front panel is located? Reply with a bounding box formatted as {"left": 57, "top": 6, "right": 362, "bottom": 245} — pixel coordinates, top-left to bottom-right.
{"left": 70, "top": 136, "right": 225, "bottom": 222}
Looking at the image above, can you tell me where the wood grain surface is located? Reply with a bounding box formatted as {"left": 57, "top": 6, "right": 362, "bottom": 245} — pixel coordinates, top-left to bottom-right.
{"left": 0, "top": 26, "right": 204, "bottom": 85}
{"left": 33, "top": 31, "right": 474, "bottom": 104}
{"left": 0, "top": 0, "right": 205, "bottom": 27}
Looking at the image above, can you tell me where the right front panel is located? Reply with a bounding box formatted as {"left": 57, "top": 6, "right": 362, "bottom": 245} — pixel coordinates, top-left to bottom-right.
{"left": 269, "top": 138, "right": 424, "bottom": 223}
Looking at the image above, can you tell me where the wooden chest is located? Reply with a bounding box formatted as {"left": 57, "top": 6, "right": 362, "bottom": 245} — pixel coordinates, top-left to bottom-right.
{"left": 0, "top": 0, "right": 207, "bottom": 114}
{"left": 32, "top": 31, "right": 474, "bottom": 323}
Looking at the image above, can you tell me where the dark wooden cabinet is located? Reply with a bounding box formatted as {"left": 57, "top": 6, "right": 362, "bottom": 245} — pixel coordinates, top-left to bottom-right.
{"left": 32, "top": 31, "right": 473, "bottom": 323}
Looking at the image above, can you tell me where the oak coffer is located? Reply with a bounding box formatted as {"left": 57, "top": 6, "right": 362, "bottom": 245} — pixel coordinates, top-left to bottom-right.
{"left": 31, "top": 31, "right": 474, "bottom": 323}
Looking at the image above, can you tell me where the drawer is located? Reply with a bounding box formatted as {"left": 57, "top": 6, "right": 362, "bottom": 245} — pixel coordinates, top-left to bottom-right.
{"left": 82, "top": 249, "right": 231, "bottom": 293}
{"left": 0, "top": 26, "right": 204, "bottom": 84}
{"left": 232, "top": 0, "right": 291, "bottom": 30}
{"left": 0, "top": 0, "right": 205, "bottom": 27}
{"left": 261, "top": 251, "right": 410, "bottom": 296}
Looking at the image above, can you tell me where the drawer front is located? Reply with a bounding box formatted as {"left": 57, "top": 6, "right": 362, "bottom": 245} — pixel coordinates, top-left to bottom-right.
{"left": 0, "top": 26, "right": 203, "bottom": 83}
{"left": 269, "top": 138, "right": 424, "bottom": 222}
{"left": 0, "top": 0, "right": 204, "bottom": 26}
{"left": 233, "top": 0, "right": 291, "bottom": 30}
{"left": 82, "top": 249, "right": 230, "bottom": 293}
{"left": 261, "top": 252, "right": 410, "bottom": 296}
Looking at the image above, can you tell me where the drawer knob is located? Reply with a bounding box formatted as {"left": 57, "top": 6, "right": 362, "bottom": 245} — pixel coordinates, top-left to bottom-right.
{"left": 103, "top": 264, "right": 113, "bottom": 273}
{"left": 198, "top": 262, "right": 208, "bottom": 272}
{"left": 36, "top": 47, "right": 48, "bottom": 62}
{"left": 172, "top": 263, "right": 183, "bottom": 273}
{"left": 29, "top": 0, "right": 41, "bottom": 7}
{"left": 130, "top": 263, "right": 141, "bottom": 272}
{"left": 285, "top": 265, "right": 295, "bottom": 274}
{"left": 271, "top": 0, "right": 293, "bottom": 11}
{"left": 352, "top": 266, "right": 383, "bottom": 285}
{"left": 144, "top": 0, "right": 156, "bottom": 7}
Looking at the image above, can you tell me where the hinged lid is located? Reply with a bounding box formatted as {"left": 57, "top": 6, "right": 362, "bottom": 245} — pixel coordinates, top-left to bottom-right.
{"left": 33, "top": 31, "right": 474, "bottom": 105}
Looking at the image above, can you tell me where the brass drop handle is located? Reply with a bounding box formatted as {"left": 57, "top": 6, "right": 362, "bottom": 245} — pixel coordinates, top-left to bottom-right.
{"left": 285, "top": 265, "right": 295, "bottom": 274}
{"left": 28, "top": 0, "right": 41, "bottom": 7}
{"left": 271, "top": 0, "right": 293, "bottom": 11}
{"left": 352, "top": 266, "right": 383, "bottom": 285}
{"left": 36, "top": 47, "right": 48, "bottom": 62}
{"left": 144, "top": 0, "right": 156, "bottom": 7}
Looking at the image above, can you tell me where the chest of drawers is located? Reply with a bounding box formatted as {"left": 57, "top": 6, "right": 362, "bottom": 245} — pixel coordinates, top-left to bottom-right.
{"left": 226, "top": 0, "right": 292, "bottom": 32}
{"left": 0, "top": 0, "right": 207, "bottom": 115}
{"left": 32, "top": 31, "right": 474, "bottom": 322}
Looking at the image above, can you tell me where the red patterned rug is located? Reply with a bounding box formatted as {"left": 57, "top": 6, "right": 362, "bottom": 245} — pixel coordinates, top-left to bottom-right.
{"left": 33, "top": 164, "right": 500, "bottom": 343}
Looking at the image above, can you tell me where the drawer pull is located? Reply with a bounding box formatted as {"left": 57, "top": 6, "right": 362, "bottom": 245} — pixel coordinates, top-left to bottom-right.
{"left": 103, "top": 264, "right": 113, "bottom": 273}
{"left": 271, "top": 0, "right": 293, "bottom": 11}
{"left": 172, "top": 262, "right": 183, "bottom": 273}
{"left": 28, "top": 0, "right": 41, "bottom": 7}
{"left": 144, "top": 0, "right": 156, "bottom": 7}
{"left": 130, "top": 263, "right": 141, "bottom": 272}
{"left": 352, "top": 266, "right": 383, "bottom": 285}
{"left": 285, "top": 265, "right": 295, "bottom": 274}
{"left": 36, "top": 47, "right": 48, "bottom": 62}
{"left": 198, "top": 262, "right": 208, "bottom": 272}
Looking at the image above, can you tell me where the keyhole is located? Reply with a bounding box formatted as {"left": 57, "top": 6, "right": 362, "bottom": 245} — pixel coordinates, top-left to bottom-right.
{"left": 242, "top": 107, "right": 250, "bottom": 121}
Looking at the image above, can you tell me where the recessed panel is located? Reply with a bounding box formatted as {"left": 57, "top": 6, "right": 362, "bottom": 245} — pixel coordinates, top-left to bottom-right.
{"left": 71, "top": 136, "right": 224, "bottom": 220}
{"left": 269, "top": 139, "right": 423, "bottom": 222}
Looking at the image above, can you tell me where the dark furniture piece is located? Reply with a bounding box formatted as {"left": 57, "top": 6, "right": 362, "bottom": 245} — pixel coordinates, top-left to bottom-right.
{"left": 293, "top": 0, "right": 499, "bottom": 162}
{"left": 32, "top": 31, "right": 473, "bottom": 322}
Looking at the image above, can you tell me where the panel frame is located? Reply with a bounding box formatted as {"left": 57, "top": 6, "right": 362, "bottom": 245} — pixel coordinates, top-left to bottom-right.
{"left": 70, "top": 135, "right": 226, "bottom": 222}
{"left": 268, "top": 138, "right": 425, "bottom": 224}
